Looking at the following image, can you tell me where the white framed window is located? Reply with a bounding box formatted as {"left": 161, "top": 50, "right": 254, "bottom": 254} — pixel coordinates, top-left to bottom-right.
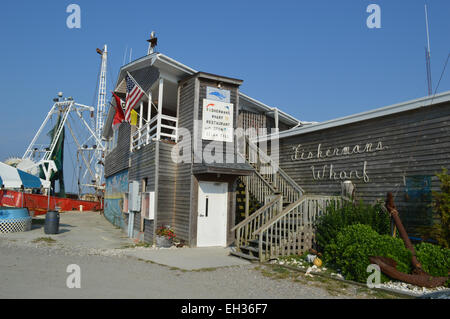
{"left": 141, "top": 192, "right": 155, "bottom": 220}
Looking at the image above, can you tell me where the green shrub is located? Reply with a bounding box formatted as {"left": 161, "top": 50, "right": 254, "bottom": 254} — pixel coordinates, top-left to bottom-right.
{"left": 315, "top": 200, "right": 391, "bottom": 252}
{"left": 430, "top": 168, "right": 450, "bottom": 248}
{"left": 415, "top": 242, "right": 450, "bottom": 278}
{"left": 324, "top": 224, "right": 412, "bottom": 283}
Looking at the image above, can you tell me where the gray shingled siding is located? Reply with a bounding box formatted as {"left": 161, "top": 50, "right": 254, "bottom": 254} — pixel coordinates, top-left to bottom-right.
{"left": 129, "top": 142, "right": 156, "bottom": 191}
{"left": 156, "top": 141, "right": 177, "bottom": 230}
{"left": 174, "top": 77, "right": 196, "bottom": 242}
{"left": 105, "top": 122, "right": 131, "bottom": 178}
{"left": 197, "top": 79, "right": 239, "bottom": 166}
{"left": 278, "top": 101, "right": 450, "bottom": 235}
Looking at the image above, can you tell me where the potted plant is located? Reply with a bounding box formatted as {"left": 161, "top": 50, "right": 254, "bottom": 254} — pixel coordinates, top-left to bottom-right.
{"left": 156, "top": 225, "right": 176, "bottom": 248}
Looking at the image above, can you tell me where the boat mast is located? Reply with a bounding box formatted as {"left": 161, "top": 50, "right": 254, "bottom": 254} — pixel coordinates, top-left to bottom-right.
{"left": 94, "top": 45, "right": 108, "bottom": 193}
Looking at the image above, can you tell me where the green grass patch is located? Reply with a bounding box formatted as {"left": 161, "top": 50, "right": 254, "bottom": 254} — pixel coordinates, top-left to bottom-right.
{"left": 32, "top": 237, "right": 56, "bottom": 244}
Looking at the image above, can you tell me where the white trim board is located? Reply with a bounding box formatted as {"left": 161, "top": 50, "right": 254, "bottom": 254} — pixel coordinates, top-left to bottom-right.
{"left": 258, "top": 90, "right": 450, "bottom": 142}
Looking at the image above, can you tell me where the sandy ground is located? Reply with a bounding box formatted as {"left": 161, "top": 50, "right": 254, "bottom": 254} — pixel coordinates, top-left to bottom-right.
{"left": 0, "top": 212, "right": 397, "bottom": 299}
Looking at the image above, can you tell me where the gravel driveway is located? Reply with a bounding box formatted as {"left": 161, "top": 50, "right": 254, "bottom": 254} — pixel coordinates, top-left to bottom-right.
{"left": 0, "top": 212, "right": 397, "bottom": 299}
{"left": 0, "top": 240, "right": 394, "bottom": 299}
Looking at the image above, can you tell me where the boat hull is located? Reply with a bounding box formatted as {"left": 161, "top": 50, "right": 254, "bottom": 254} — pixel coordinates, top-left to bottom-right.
{"left": 0, "top": 190, "right": 102, "bottom": 216}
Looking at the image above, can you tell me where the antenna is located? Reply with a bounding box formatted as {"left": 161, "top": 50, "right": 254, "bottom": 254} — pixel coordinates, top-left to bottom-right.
{"left": 129, "top": 48, "right": 132, "bottom": 63}
{"left": 425, "top": 4, "right": 432, "bottom": 96}
{"left": 123, "top": 46, "right": 128, "bottom": 65}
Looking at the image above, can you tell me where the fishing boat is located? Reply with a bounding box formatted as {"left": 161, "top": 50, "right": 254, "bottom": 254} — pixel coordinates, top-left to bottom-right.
{"left": 0, "top": 161, "right": 101, "bottom": 216}
{"left": 0, "top": 46, "right": 108, "bottom": 215}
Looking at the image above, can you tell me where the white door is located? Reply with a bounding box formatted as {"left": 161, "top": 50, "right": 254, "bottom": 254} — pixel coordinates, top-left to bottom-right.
{"left": 197, "top": 181, "right": 228, "bottom": 247}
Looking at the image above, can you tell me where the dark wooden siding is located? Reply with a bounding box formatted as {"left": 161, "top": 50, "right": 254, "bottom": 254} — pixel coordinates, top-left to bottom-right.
{"left": 129, "top": 142, "right": 156, "bottom": 191}
{"left": 128, "top": 142, "right": 157, "bottom": 243}
{"left": 157, "top": 141, "right": 177, "bottom": 229}
{"left": 278, "top": 101, "right": 450, "bottom": 234}
{"left": 173, "top": 77, "right": 196, "bottom": 242}
{"left": 238, "top": 111, "right": 291, "bottom": 133}
{"left": 197, "top": 79, "right": 239, "bottom": 164}
{"left": 105, "top": 123, "right": 131, "bottom": 177}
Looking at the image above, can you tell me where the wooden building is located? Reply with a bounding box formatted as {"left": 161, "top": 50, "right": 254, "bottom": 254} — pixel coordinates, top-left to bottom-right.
{"left": 266, "top": 92, "right": 450, "bottom": 237}
{"left": 102, "top": 52, "right": 302, "bottom": 248}
{"left": 102, "top": 50, "right": 450, "bottom": 260}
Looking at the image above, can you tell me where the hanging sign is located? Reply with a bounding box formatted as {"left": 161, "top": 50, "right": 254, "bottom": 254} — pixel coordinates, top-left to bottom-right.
{"left": 202, "top": 98, "right": 234, "bottom": 142}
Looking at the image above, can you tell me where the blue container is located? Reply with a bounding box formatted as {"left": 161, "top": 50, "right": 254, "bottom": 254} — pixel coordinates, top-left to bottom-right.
{"left": 0, "top": 207, "right": 30, "bottom": 219}
{"left": 0, "top": 207, "right": 31, "bottom": 233}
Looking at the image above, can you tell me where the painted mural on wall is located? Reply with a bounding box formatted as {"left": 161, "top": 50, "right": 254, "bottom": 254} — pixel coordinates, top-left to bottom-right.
{"left": 402, "top": 175, "right": 433, "bottom": 236}
{"left": 104, "top": 169, "right": 128, "bottom": 229}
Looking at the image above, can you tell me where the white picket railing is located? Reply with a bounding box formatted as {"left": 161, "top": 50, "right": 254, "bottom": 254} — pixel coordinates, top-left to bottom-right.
{"left": 256, "top": 195, "right": 341, "bottom": 262}
{"left": 131, "top": 114, "right": 177, "bottom": 151}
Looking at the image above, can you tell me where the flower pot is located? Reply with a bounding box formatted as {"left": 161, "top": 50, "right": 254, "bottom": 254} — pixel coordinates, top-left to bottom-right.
{"left": 156, "top": 235, "right": 173, "bottom": 248}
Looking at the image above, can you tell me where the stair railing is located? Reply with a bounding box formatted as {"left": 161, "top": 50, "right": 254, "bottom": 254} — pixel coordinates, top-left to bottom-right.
{"left": 255, "top": 195, "right": 341, "bottom": 262}
{"left": 243, "top": 136, "right": 304, "bottom": 204}
{"left": 241, "top": 170, "right": 277, "bottom": 205}
{"left": 231, "top": 195, "right": 283, "bottom": 251}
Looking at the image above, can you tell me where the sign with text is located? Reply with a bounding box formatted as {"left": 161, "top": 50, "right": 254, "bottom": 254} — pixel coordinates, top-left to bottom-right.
{"left": 202, "top": 99, "right": 234, "bottom": 142}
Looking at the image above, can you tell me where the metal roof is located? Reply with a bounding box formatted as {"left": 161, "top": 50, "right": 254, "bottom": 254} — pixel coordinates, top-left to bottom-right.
{"left": 259, "top": 90, "right": 450, "bottom": 142}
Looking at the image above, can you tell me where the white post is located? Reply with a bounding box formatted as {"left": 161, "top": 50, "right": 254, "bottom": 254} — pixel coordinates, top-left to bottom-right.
{"left": 157, "top": 78, "right": 164, "bottom": 141}
{"left": 139, "top": 101, "right": 143, "bottom": 128}
{"left": 147, "top": 94, "right": 151, "bottom": 144}
{"left": 274, "top": 108, "right": 279, "bottom": 130}
{"left": 139, "top": 101, "right": 143, "bottom": 144}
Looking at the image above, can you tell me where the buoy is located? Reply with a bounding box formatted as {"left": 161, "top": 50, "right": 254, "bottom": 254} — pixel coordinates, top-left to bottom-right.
{"left": 313, "top": 257, "right": 323, "bottom": 267}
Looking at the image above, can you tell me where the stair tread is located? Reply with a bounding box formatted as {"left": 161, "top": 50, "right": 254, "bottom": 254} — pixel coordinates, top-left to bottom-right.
{"left": 230, "top": 251, "right": 259, "bottom": 261}
{"left": 240, "top": 245, "right": 259, "bottom": 253}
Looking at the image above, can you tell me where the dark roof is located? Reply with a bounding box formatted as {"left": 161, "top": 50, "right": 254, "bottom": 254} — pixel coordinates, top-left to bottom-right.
{"left": 192, "top": 154, "right": 254, "bottom": 176}
{"left": 129, "top": 65, "right": 160, "bottom": 93}
{"left": 182, "top": 72, "right": 244, "bottom": 86}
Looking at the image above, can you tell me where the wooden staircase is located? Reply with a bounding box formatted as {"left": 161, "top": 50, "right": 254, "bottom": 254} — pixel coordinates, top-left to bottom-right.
{"left": 231, "top": 195, "right": 340, "bottom": 262}
{"left": 238, "top": 136, "right": 304, "bottom": 207}
{"left": 232, "top": 137, "right": 340, "bottom": 262}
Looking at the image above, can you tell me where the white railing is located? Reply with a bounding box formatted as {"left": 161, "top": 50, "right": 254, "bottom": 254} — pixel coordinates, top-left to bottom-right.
{"left": 232, "top": 195, "right": 283, "bottom": 251}
{"left": 240, "top": 136, "right": 304, "bottom": 205}
{"left": 131, "top": 114, "right": 177, "bottom": 151}
{"left": 256, "top": 195, "right": 341, "bottom": 262}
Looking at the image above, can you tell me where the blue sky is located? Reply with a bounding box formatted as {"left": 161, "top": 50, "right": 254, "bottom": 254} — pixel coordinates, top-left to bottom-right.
{"left": 0, "top": 0, "right": 449, "bottom": 191}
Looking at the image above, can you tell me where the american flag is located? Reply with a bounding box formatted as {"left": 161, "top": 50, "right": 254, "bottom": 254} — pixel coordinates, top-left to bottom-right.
{"left": 124, "top": 74, "right": 144, "bottom": 122}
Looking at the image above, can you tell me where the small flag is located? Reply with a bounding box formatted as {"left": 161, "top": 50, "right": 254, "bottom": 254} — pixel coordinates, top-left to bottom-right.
{"left": 124, "top": 74, "right": 144, "bottom": 122}
{"left": 112, "top": 92, "right": 125, "bottom": 130}
{"left": 130, "top": 109, "right": 138, "bottom": 126}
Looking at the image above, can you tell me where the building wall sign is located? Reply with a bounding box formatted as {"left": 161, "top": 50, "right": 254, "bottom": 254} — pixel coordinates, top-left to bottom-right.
{"left": 291, "top": 141, "right": 388, "bottom": 183}
{"left": 202, "top": 98, "right": 234, "bottom": 142}
{"left": 206, "top": 86, "right": 230, "bottom": 103}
